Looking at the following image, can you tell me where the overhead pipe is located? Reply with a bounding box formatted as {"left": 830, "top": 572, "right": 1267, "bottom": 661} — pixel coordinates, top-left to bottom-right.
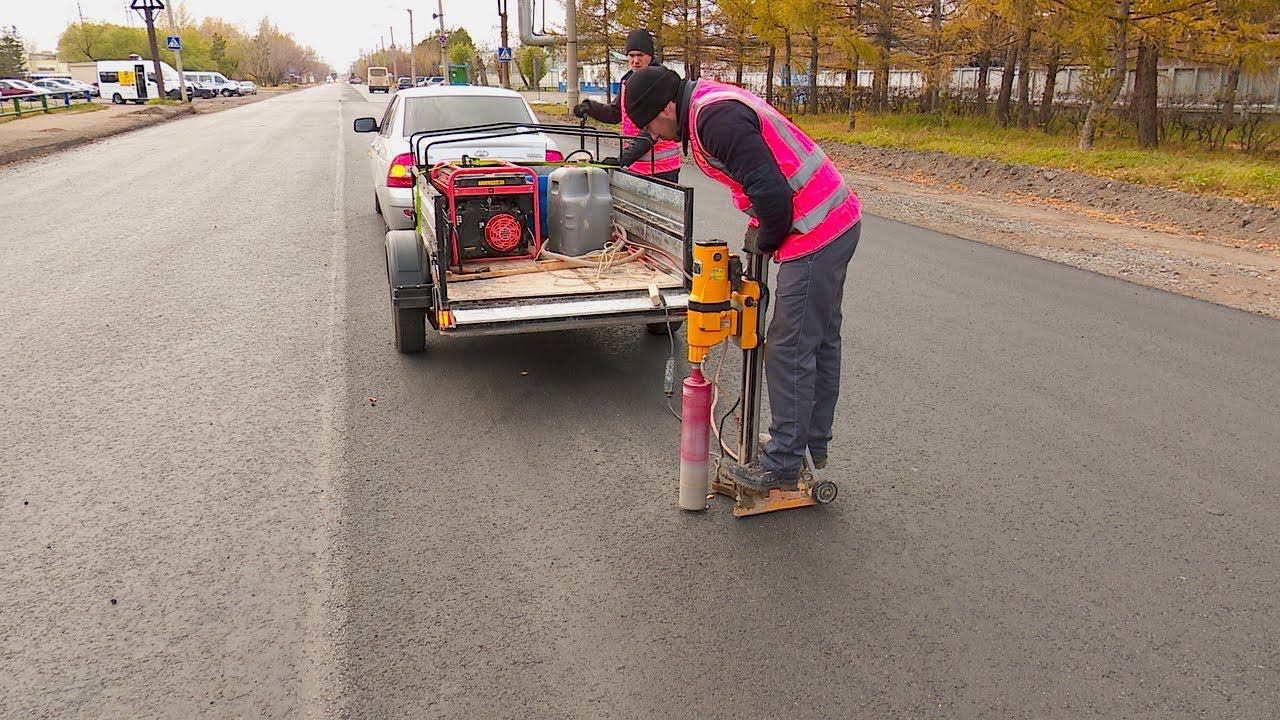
{"left": 515, "top": 0, "right": 580, "bottom": 111}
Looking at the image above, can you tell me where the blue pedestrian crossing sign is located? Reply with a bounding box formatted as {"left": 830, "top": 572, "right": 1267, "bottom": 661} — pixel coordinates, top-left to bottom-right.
{"left": 497, "top": 47, "right": 513, "bottom": 63}
{"left": 166, "top": 35, "right": 181, "bottom": 51}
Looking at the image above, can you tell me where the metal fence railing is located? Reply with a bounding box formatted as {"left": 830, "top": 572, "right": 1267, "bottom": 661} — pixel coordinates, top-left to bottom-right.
{"left": 0, "top": 92, "right": 96, "bottom": 119}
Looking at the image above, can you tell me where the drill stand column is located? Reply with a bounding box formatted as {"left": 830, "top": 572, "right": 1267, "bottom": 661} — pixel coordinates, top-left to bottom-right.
{"left": 710, "top": 251, "right": 839, "bottom": 518}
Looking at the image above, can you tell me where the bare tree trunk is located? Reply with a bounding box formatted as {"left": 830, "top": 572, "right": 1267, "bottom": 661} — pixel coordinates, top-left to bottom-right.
{"left": 996, "top": 41, "right": 1018, "bottom": 126}
{"left": 735, "top": 32, "right": 744, "bottom": 85}
{"left": 874, "top": 0, "right": 892, "bottom": 113}
{"left": 784, "top": 31, "right": 793, "bottom": 112}
{"left": 925, "top": 0, "right": 943, "bottom": 112}
{"left": 808, "top": 31, "right": 819, "bottom": 115}
{"left": 1015, "top": 26, "right": 1033, "bottom": 128}
{"left": 1080, "top": 0, "right": 1131, "bottom": 150}
{"left": 1218, "top": 59, "right": 1242, "bottom": 149}
{"left": 976, "top": 49, "right": 991, "bottom": 114}
{"left": 693, "top": 0, "right": 702, "bottom": 79}
{"left": 1038, "top": 45, "right": 1060, "bottom": 128}
{"left": 766, "top": 43, "right": 777, "bottom": 105}
{"left": 1134, "top": 38, "right": 1159, "bottom": 147}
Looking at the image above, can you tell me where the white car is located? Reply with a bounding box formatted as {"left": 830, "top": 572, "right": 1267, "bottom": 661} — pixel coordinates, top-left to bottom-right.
{"left": 32, "top": 78, "right": 92, "bottom": 99}
{"left": 352, "top": 86, "right": 563, "bottom": 231}
{"left": 237, "top": 80, "right": 257, "bottom": 95}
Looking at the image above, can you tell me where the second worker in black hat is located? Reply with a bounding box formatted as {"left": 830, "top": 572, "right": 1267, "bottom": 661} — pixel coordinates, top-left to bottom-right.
{"left": 571, "top": 29, "right": 682, "bottom": 183}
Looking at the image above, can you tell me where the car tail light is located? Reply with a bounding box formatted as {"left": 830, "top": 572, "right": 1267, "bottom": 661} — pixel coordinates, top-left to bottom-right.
{"left": 387, "top": 152, "right": 415, "bottom": 188}
{"left": 545, "top": 149, "right": 564, "bottom": 162}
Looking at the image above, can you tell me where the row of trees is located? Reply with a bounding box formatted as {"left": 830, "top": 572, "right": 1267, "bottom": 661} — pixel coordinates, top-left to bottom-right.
{"left": 574, "top": 0, "right": 1280, "bottom": 151}
{"left": 56, "top": 13, "right": 332, "bottom": 85}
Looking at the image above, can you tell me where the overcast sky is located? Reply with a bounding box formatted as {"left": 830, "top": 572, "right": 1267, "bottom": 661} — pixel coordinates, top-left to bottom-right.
{"left": 12, "top": 0, "right": 566, "bottom": 69}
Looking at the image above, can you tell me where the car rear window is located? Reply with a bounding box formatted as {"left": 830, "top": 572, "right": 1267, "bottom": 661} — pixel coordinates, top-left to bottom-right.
{"left": 401, "top": 96, "right": 534, "bottom": 137}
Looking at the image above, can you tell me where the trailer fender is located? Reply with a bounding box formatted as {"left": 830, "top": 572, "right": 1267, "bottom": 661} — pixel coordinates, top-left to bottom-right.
{"left": 385, "top": 230, "right": 432, "bottom": 309}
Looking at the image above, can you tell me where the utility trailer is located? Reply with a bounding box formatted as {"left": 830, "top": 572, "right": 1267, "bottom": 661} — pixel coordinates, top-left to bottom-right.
{"left": 383, "top": 123, "right": 693, "bottom": 352}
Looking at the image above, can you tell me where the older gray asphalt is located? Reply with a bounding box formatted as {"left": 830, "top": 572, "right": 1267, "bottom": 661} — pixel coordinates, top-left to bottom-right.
{"left": 2, "top": 83, "right": 1278, "bottom": 718}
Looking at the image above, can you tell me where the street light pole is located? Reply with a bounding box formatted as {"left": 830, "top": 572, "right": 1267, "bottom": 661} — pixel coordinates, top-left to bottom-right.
{"left": 407, "top": 9, "right": 416, "bottom": 85}
{"left": 435, "top": 0, "right": 446, "bottom": 81}
{"left": 389, "top": 26, "right": 398, "bottom": 78}
{"left": 498, "top": 0, "right": 510, "bottom": 89}
{"left": 162, "top": 1, "right": 187, "bottom": 102}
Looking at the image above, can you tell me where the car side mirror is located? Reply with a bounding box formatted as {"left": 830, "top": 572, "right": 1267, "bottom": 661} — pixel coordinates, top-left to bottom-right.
{"left": 353, "top": 117, "right": 378, "bottom": 133}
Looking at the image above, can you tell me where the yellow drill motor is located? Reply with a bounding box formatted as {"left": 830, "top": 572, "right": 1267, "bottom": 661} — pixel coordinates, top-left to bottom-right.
{"left": 686, "top": 239, "right": 761, "bottom": 365}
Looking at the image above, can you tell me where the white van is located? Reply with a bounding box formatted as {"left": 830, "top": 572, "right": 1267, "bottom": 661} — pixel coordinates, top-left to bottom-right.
{"left": 95, "top": 58, "right": 182, "bottom": 104}
{"left": 187, "top": 71, "right": 242, "bottom": 97}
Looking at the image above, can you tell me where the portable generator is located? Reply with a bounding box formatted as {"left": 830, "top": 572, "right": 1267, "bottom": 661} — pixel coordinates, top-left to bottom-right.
{"left": 429, "top": 160, "right": 542, "bottom": 270}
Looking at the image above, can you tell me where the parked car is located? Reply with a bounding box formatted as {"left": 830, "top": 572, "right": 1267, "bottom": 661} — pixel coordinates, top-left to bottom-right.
{"left": 236, "top": 80, "right": 257, "bottom": 95}
{"left": 397, "top": 76, "right": 413, "bottom": 91}
{"left": 0, "top": 79, "right": 51, "bottom": 99}
{"left": 184, "top": 79, "right": 217, "bottom": 99}
{"left": 32, "top": 78, "right": 92, "bottom": 99}
{"left": 426, "top": 76, "right": 445, "bottom": 86}
{"left": 352, "top": 86, "right": 562, "bottom": 231}
{"left": 33, "top": 77, "right": 95, "bottom": 99}
{"left": 62, "top": 78, "right": 100, "bottom": 97}
{"left": 0, "top": 81, "right": 29, "bottom": 97}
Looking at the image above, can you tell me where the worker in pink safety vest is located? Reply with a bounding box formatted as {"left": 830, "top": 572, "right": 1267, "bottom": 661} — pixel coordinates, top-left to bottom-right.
{"left": 572, "top": 29, "right": 682, "bottom": 183}
{"left": 625, "top": 66, "right": 864, "bottom": 492}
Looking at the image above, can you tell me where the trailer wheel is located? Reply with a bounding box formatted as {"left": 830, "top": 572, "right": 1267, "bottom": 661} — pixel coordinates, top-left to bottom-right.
{"left": 646, "top": 320, "right": 683, "bottom": 336}
{"left": 391, "top": 307, "right": 427, "bottom": 353}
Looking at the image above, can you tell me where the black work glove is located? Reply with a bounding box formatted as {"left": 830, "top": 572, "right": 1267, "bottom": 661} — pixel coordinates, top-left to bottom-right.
{"left": 743, "top": 226, "right": 768, "bottom": 255}
{"left": 572, "top": 100, "right": 593, "bottom": 119}
{"left": 599, "top": 156, "right": 620, "bottom": 166}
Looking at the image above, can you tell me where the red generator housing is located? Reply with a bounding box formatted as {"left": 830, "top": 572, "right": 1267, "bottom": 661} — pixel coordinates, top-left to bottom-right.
{"left": 429, "top": 160, "right": 543, "bottom": 270}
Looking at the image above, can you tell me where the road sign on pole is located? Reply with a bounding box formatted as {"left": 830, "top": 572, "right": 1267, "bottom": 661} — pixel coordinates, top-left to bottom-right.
{"left": 438, "top": 33, "right": 448, "bottom": 47}
{"left": 497, "top": 47, "right": 513, "bottom": 63}
{"left": 165, "top": 35, "right": 181, "bottom": 51}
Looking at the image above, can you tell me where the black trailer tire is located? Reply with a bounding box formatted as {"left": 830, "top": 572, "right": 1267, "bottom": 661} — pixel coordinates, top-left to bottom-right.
{"left": 391, "top": 307, "right": 427, "bottom": 353}
{"left": 646, "top": 320, "right": 684, "bottom": 336}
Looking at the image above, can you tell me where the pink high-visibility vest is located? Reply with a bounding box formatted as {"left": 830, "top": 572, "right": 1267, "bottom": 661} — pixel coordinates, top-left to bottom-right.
{"left": 688, "top": 80, "right": 861, "bottom": 262}
{"left": 620, "top": 80, "right": 682, "bottom": 175}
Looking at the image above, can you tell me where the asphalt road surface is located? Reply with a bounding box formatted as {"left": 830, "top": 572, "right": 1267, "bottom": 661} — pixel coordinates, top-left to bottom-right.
{"left": 2, "top": 83, "right": 1278, "bottom": 719}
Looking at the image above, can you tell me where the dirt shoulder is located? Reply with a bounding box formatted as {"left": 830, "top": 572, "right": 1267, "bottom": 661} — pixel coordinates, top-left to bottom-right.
{"left": 827, "top": 142, "right": 1279, "bottom": 319}
{"left": 0, "top": 90, "right": 295, "bottom": 168}
{"left": 533, "top": 106, "right": 1278, "bottom": 319}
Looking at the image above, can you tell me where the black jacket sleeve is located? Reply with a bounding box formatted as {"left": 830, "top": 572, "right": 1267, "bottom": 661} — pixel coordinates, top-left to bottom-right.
{"left": 617, "top": 133, "right": 655, "bottom": 166}
{"left": 583, "top": 94, "right": 622, "bottom": 125}
{"left": 694, "top": 100, "right": 793, "bottom": 254}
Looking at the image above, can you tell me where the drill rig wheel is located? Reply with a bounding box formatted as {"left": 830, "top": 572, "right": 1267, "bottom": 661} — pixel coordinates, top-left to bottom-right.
{"left": 812, "top": 480, "right": 838, "bottom": 505}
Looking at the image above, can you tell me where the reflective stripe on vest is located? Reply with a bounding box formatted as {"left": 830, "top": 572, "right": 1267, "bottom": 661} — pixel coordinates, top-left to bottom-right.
{"left": 688, "top": 80, "right": 860, "bottom": 262}
{"left": 620, "top": 81, "right": 682, "bottom": 175}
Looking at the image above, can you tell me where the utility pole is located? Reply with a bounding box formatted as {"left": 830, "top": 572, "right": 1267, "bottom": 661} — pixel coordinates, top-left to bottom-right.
{"left": 407, "top": 9, "right": 416, "bottom": 84}
{"left": 130, "top": 0, "right": 167, "bottom": 101}
{"left": 498, "top": 0, "right": 510, "bottom": 88}
{"left": 434, "top": 0, "right": 446, "bottom": 81}
{"left": 389, "top": 26, "right": 398, "bottom": 78}
{"left": 162, "top": 0, "right": 187, "bottom": 102}
{"left": 566, "top": 0, "right": 578, "bottom": 110}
